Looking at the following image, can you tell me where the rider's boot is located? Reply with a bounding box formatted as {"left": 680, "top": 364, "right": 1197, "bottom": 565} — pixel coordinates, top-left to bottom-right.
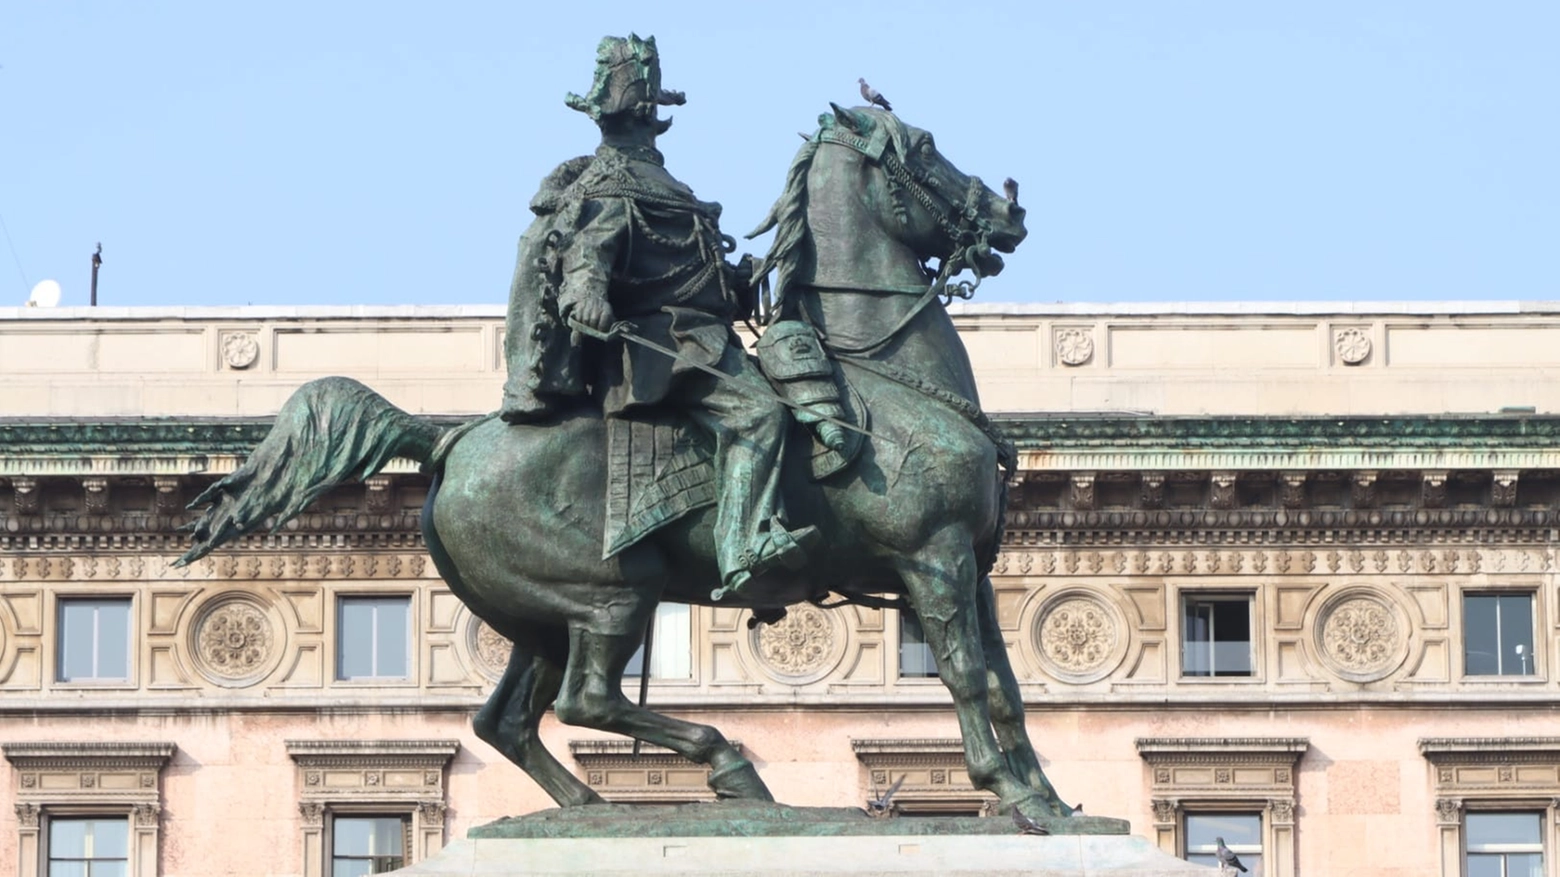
{"left": 711, "top": 516, "right": 820, "bottom": 601}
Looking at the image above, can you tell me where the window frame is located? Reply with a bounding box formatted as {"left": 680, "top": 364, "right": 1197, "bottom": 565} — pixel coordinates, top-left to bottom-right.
{"left": 54, "top": 595, "right": 135, "bottom": 687}
{"left": 44, "top": 813, "right": 133, "bottom": 877}
{"left": 1422, "top": 737, "right": 1560, "bottom": 877}
{"left": 1182, "top": 810, "right": 1265, "bottom": 872}
{"left": 1461, "top": 589, "right": 1541, "bottom": 680}
{"left": 1462, "top": 809, "right": 1546, "bottom": 877}
{"left": 333, "top": 594, "right": 415, "bottom": 684}
{"left": 1179, "top": 591, "right": 1256, "bottom": 680}
{"left": 327, "top": 810, "right": 411, "bottom": 876}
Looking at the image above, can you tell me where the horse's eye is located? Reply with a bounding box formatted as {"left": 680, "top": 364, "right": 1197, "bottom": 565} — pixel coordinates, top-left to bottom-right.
{"left": 919, "top": 141, "right": 935, "bottom": 156}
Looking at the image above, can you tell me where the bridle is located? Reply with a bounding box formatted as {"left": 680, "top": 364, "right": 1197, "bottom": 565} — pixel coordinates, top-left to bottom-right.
{"left": 809, "top": 119, "right": 1001, "bottom": 355}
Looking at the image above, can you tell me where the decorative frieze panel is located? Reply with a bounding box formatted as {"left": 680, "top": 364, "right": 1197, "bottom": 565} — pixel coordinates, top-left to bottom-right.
{"left": 851, "top": 739, "right": 997, "bottom": 815}
{"left": 1033, "top": 589, "right": 1127, "bottom": 684}
{"left": 1313, "top": 588, "right": 1411, "bottom": 683}
{"left": 189, "top": 593, "right": 284, "bottom": 687}
{"left": 569, "top": 740, "right": 721, "bottom": 803}
{"left": 750, "top": 603, "right": 847, "bottom": 684}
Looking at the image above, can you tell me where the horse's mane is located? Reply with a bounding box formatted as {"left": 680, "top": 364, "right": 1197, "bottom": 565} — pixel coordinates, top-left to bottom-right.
{"left": 747, "top": 138, "right": 819, "bottom": 318}
{"left": 747, "top": 107, "right": 913, "bottom": 318}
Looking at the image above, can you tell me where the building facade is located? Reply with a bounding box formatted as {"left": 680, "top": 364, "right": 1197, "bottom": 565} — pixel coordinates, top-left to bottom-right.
{"left": 3, "top": 303, "right": 1560, "bottom": 876}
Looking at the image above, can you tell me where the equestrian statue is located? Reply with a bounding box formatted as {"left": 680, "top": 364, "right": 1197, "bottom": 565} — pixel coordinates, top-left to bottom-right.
{"left": 177, "top": 34, "right": 1072, "bottom": 820}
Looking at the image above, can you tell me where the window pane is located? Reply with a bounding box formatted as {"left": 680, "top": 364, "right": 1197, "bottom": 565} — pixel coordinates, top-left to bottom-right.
{"left": 332, "top": 862, "right": 373, "bottom": 877}
{"left": 46, "top": 862, "right": 86, "bottom": 877}
{"left": 90, "top": 863, "right": 127, "bottom": 877}
{"left": 899, "top": 611, "right": 938, "bottom": 678}
{"left": 334, "top": 818, "right": 376, "bottom": 856}
{"left": 1212, "top": 600, "right": 1251, "bottom": 676}
{"left": 95, "top": 602, "right": 131, "bottom": 680}
{"left": 1185, "top": 812, "right": 1262, "bottom": 848}
{"left": 367, "top": 818, "right": 404, "bottom": 856}
{"left": 374, "top": 600, "right": 409, "bottom": 678}
{"left": 1183, "top": 603, "right": 1211, "bottom": 676}
{"left": 339, "top": 600, "right": 379, "bottom": 678}
{"left": 49, "top": 820, "right": 89, "bottom": 857}
{"left": 1497, "top": 595, "right": 1535, "bottom": 676}
{"left": 89, "top": 818, "right": 129, "bottom": 858}
{"left": 1464, "top": 595, "right": 1500, "bottom": 675}
{"left": 1467, "top": 812, "right": 1542, "bottom": 847}
{"left": 1466, "top": 854, "right": 1504, "bottom": 877}
{"left": 1508, "top": 852, "right": 1545, "bottom": 877}
{"left": 648, "top": 604, "right": 691, "bottom": 679}
{"left": 60, "top": 603, "right": 97, "bottom": 681}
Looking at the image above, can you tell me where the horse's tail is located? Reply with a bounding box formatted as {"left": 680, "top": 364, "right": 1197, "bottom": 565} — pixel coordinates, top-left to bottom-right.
{"left": 174, "top": 376, "right": 445, "bottom": 567}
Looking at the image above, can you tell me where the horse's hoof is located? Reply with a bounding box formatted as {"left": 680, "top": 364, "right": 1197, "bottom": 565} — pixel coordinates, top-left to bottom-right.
{"left": 707, "top": 759, "right": 774, "bottom": 801}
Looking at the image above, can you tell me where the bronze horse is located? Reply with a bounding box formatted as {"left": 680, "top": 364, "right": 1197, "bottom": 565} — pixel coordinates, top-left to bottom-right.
{"left": 178, "top": 105, "right": 1072, "bottom": 819}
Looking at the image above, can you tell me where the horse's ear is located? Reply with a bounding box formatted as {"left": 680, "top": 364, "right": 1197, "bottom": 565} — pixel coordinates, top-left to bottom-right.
{"left": 828, "top": 102, "right": 864, "bottom": 133}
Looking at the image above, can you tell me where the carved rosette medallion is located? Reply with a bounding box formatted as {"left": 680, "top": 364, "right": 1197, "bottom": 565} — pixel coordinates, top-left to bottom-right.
{"left": 190, "top": 595, "right": 280, "bottom": 686}
{"left": 468, "top": 618, "right": 513, "bottom": 681}
{"left": 1334, "top": 327, "right": 1372, "bottom": 365}
{"left": 221, "top": 332, "right": 261, "bottom": 369}
{"left": 1054, "top": 328, "right": 1095, "bottom": 366}
{"left": 750, "top": 603, "right": 847, "bottom": 684}
{"left": 1033, "top": 591, "right": 1127, "bottom": 684}
{"left": 1315, "top": 590, "right": 1408, "bottom": 682}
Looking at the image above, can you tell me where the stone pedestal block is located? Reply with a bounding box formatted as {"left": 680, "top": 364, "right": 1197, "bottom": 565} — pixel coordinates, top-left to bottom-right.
{"left": 396, "top": 833, "right": 1215, "bottom": 876}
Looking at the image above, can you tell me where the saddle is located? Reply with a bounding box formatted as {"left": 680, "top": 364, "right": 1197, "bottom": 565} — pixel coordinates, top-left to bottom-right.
{"left": 601, "top": 369, "right": 866, "bottom": 559}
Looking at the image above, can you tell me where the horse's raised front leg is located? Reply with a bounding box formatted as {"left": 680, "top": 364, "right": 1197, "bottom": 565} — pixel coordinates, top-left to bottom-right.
{"left": 553, "top": 614, "right": 774, "bottom": 802}
{"left": 975, "top": 574, "right": 1069, "bottom": 812}
{"left": 897, "top": 531, "right": 1066, "bottom": 818}
{"left": 473, "top": 623, "right": 603, "bottom": 807}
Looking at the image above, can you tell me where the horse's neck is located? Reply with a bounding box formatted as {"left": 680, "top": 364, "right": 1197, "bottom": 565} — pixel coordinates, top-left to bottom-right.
{"left": 800, "top": 175, "right": 982, "bottom": 407}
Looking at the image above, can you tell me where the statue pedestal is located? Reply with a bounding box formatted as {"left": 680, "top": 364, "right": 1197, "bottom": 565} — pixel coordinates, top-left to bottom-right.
{"left": 396, "top": 805, "right": 1215, "bottom": 876}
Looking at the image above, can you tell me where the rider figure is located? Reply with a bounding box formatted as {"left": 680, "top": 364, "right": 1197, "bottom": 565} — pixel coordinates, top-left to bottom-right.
{"left": 499, "top": 34, "right": 818, "bottom": 600}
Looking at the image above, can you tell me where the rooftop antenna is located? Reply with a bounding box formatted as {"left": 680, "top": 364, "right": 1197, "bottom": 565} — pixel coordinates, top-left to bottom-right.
{"left": 90, "top": 243, "right": 102, "bottom": 306}
{"left": 26, "top": 279, "right": 61, "bottom": 308}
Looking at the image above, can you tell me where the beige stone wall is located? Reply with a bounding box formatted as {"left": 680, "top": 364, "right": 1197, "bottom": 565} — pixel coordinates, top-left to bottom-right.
{"left": 7, "top": 302, "right": 1560, "bottom": 417}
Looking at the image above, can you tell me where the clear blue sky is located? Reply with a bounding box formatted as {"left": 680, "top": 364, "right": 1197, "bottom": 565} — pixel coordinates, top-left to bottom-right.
{"left": 1, "top": 1, "right": 1555, "bottom": 307}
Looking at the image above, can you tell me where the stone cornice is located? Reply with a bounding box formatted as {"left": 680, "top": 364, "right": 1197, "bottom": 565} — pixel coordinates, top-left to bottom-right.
{"left": 850, "top": 739, "right": 966, "bottom": 756}
{"left": 2, "top": 741, "right": 177, "bottom": 769}
{"left": 285, "top": 739, "right": 460, "bottom": 768}
{"left": 1136, "top": 738, "right": 1310, "bottom": 761}
{"left": 1419, "top": 738, "right": 1560, "bottom": 759}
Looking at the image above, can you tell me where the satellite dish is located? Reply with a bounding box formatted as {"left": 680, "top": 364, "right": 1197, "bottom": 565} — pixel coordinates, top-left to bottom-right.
{"left": 27, "top": 279, "right": 62, "bottom": 308}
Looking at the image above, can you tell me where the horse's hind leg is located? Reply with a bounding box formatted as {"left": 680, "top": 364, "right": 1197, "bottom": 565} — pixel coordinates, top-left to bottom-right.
{"left": 897, "top": 532, "right": 1067, "bottom": 818}
{"left": 975, "top": 574, "right": 1067, "bottom": 809}
{"left": 473, "top": 623, "right": 602, "bottom": 807}
{"left": 553, "top": 619, "right": 773, "bottom": 802}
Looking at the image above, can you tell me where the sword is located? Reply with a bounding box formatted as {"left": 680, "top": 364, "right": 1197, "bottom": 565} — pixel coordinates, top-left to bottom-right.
{"left": 570, "top": 318, "right": 887, "bottom": 443}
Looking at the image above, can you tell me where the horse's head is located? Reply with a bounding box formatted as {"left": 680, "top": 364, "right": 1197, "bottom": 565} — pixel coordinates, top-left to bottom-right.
{"left": 817, "top": 104, "right": 1025, "bottom": 281}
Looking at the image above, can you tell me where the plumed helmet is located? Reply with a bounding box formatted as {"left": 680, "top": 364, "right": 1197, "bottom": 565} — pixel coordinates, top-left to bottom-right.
{"left": 565, "top": 34, "right": 686, "bottom": 123}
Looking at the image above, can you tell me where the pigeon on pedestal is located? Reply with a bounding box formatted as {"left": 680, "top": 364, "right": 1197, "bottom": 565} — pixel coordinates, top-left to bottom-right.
{"left": 1011, "top": 806, "right": 1050, "bottom": 836}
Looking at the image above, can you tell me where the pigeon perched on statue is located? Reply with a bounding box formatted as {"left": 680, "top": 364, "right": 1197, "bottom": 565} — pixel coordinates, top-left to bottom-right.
{"left": 1215, "top": 837, "right": 1248, "bottom": 873}
{"left": 858, "top": 78, "right": 893, "bottom": 112}
{"left": 865, "top": 774, "right": 904, "bottom": 818}
{"left": 1003, "top": 177, "right": 1019, "bottom": 206}
{"left": 1011, "top": 806, "right": 1050, "bottom": 836}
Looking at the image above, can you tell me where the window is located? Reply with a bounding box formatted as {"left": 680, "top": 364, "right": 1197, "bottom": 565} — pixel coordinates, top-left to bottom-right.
{"left": 624, "top": 604, "right": 692, "bottom": 680}
{"left": 331, "top": 816, "right": 406, "bottom": 876}
{"left": 1182, "top": 594, "right": 1252, "bottom": 677}
{"left": 48, "top": 817, "right": 129, "bottom": 877}
{"left": 1465, "top": 812, "right": 1543, "bottom": 877}
{"left": 57, "top": 598, "right": 131, "bottom": 682}
{"left": 337, "top": 597, "right": 411, "bottom": 681}
{"left": 1464, "top": 594, "right": 1535, "bottom": 676}
{"left": 4, "top": 741, "right": 175, "bottom": 877}
{"left": 1185, "top": 813, "right": 1263, "bottom": 875}
{"left": 287, "top": 739, "right": 458, "bottom": 877}
{"left": 898, "top": 609, "right": 938, "bottom": 678}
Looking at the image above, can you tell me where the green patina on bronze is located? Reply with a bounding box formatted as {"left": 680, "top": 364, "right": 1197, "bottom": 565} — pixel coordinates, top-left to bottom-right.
{"left": 6, "top": 414, "right": 1560, "bottom": 457}
{"left": 172, "top": 34, "right": 1066, "bottom": 824}
{"left": 469, "top": 803, "right": 1127, "bottom": 839}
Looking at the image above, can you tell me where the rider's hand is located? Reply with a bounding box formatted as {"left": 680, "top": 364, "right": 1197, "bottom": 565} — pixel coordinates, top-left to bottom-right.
{"left": 570, "top": 299, "right": 617, "bottom": 333}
